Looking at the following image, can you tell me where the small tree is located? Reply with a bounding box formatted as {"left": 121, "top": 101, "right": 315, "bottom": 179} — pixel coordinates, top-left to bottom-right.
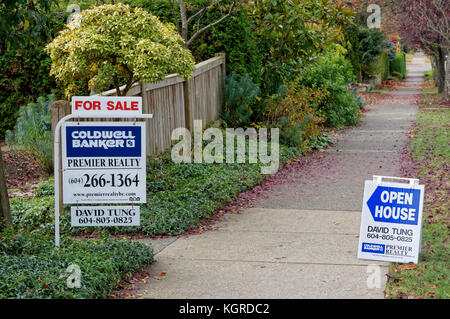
{"left": 395, "top": 0, "right": 450, "bottom": 97}
{"left": 46, "top": 3, "right": 195, "bottom": 97}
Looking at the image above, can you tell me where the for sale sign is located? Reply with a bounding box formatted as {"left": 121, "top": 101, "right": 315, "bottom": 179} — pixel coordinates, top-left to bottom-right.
{"left": 357, "top": 177, "right": 425, "bottom": 264}
{"left": 62, "top": 122, "right": 146, "bottom": 204}
{"left": 71, "top": 96, "right": 142, "bottom": 116}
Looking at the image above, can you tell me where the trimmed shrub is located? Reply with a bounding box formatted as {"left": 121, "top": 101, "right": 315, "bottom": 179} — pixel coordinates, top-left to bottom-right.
{"left": 343, "top": 23, "right": 361, "bottom": 80}
{"left": 45, "top": 3, "right": 195, "bottom": 97}
{"left": 380, "top": 51, "right": 390, "bottom": 81}
{"left": 390, "top": 52, "right": 407, "bottom": 80}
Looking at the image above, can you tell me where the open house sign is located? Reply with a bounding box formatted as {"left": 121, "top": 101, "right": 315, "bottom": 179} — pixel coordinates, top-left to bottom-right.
{"left": 358, "top": 176, "right": 425, "bottom": 264}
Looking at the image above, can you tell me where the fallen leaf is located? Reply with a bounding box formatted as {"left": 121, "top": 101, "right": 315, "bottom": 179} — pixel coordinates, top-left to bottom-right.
{"left": 398, "top": 265, "right": 419, "bottom": 270}
{"left": 159, "top": 272, "right": 166, "bottom": 276}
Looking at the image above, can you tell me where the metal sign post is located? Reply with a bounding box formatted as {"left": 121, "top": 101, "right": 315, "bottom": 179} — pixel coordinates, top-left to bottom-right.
{"left": 54, "top": 112, "right": 153, "bottom": 248}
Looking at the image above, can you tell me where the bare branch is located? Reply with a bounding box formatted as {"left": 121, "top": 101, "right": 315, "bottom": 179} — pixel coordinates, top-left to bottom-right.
{"left": 187, "top": 5, "right": 209, "bottom": 25}
{"left": 186, "top": 1, "right": 236, "bottom": 47}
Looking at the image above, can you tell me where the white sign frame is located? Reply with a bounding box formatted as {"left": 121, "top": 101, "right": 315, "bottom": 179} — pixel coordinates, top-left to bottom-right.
{"left": 53, "top": 111, "right": 153, "bottom": 248}
{"left": 357, "top": 176, "right": 425, "bottom": 264}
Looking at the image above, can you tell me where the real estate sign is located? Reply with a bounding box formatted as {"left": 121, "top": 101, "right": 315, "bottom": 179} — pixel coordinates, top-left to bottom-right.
{"left": 358, "top": 177, "right": 425, "bottom": 264}
{"left": 62, "top": 122, "right": 146, "bottom": 204}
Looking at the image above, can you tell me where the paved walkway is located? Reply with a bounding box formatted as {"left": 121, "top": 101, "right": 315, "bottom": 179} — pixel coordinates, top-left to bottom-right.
{"left": 138, "top": 53, "right": 430, "bottom": 299}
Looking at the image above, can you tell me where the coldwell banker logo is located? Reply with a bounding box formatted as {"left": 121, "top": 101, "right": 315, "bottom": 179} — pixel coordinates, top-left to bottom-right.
{"left": 66, "top": 126, "right": 141, "bottom": 157}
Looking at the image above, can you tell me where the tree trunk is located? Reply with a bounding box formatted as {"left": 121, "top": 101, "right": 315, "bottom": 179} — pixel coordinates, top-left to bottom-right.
{"left": 0, "top": 150, "right": 12, "bottom": 228}
{"left": 445, "top": 55, "right": 449, "bottom": 99}
{"left": 435, "top": 47, "right": 446, "bottom": 93}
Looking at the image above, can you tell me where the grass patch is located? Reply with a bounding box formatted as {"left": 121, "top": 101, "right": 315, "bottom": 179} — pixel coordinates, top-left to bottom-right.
{"left": 422, "top": 87, "right": 438, "bottom": 95}
{"left": 0, "top": 231, "right": 153, "bottom": 298}
{"left": 385, "top": 88, "right": 449, "bottom": 299}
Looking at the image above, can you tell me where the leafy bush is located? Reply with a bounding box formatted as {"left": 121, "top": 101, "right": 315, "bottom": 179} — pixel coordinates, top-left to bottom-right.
{"left": 310, "top": 133, "right": 333, "bottom": 150}
{"left": 298, "top": 45, "right": 361, "bottom": 128}
{"left": 264, "top": 86, "right": 323, "bottom": 149}
{"left": 45, "top": 3, "right": 195, "bottom": 97}
{"left": 0, "top": 11, "right": 66, "bottom": 138}
{"left": 5, "top": 95, "right": 55, "bottom": 173}
{"left": 384, "top": 41, "right": 397, "bottom": 61}
{"left": 189, "top": 9, "right": 262, "bottom": 83}
{"left": 358, "top": 26, "right": 385, "bottom": 79}
{"left": 343, "top": 23, "right": 361, "bottom": 80}
{"left": 221, "top": 73, "right": 260, "bottom": 128}
{"left": 250, "top": 0, "right": 353, "bottom": 96}
{"left": 390, "top": 52, "right": 407, "bottom": 80}
{"left": 424, "top": 69, "right": 434, "bottom": 83}
{"left": 0, "top": 231, "right": 153, "bottom": 298}
{"left": 380, "top": 51, "right": 390, "bottom": 81}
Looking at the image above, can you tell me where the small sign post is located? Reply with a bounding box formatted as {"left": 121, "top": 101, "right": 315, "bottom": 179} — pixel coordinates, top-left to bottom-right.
{"left": 54, "top": 96, "right": 152, "bottom": 248}
{"left": 357, "top": 176, "right": 425, "bottom": 264}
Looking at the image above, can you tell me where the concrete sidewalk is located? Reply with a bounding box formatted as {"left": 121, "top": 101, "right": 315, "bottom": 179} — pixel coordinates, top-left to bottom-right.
{"left": 137, "top": 53, "right": 429, "bottom": 299}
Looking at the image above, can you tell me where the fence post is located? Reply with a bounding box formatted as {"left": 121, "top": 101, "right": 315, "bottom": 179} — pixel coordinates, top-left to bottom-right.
{"left": 215, "top": 52, "right": 226, "bottom": 77}
{"left": 215, "top": 53, "right": 226, "bottom": 116}
{"left": 183, "top": 78, "right": 194, "bottom": 131}
{"left": 51, "top": 100, "right": 71, "bottom": 216}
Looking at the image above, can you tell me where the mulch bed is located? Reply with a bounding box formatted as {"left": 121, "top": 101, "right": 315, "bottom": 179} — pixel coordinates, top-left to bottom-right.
{"left": 1, "top": 147, "right": 48, "bottom": 192}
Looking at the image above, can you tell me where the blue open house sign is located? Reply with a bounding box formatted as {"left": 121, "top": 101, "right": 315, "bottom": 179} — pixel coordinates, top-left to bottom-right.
{"left": 358, "top": 176, "right": 425, "bottom": 264}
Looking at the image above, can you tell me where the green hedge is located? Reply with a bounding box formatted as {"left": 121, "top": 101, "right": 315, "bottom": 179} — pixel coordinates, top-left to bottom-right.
{"left": 390, "top": 52, "right": 407, "bottom": 80}
{"left": 298, "top": 46, "right": 361, "bottom": 128}
{"left": 0, "top": 11, "right": 66, "bottom": 138}
{"left": 0, "top": 231, "right": 153, "bottom": 298}
{"left": 380, "top": 51, "right": 390, "bottom": 81}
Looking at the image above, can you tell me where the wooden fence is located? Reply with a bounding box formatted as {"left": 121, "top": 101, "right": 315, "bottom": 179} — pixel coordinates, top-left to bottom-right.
{"left": 51, "top": 53, "right": 225, "bottom": 156}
